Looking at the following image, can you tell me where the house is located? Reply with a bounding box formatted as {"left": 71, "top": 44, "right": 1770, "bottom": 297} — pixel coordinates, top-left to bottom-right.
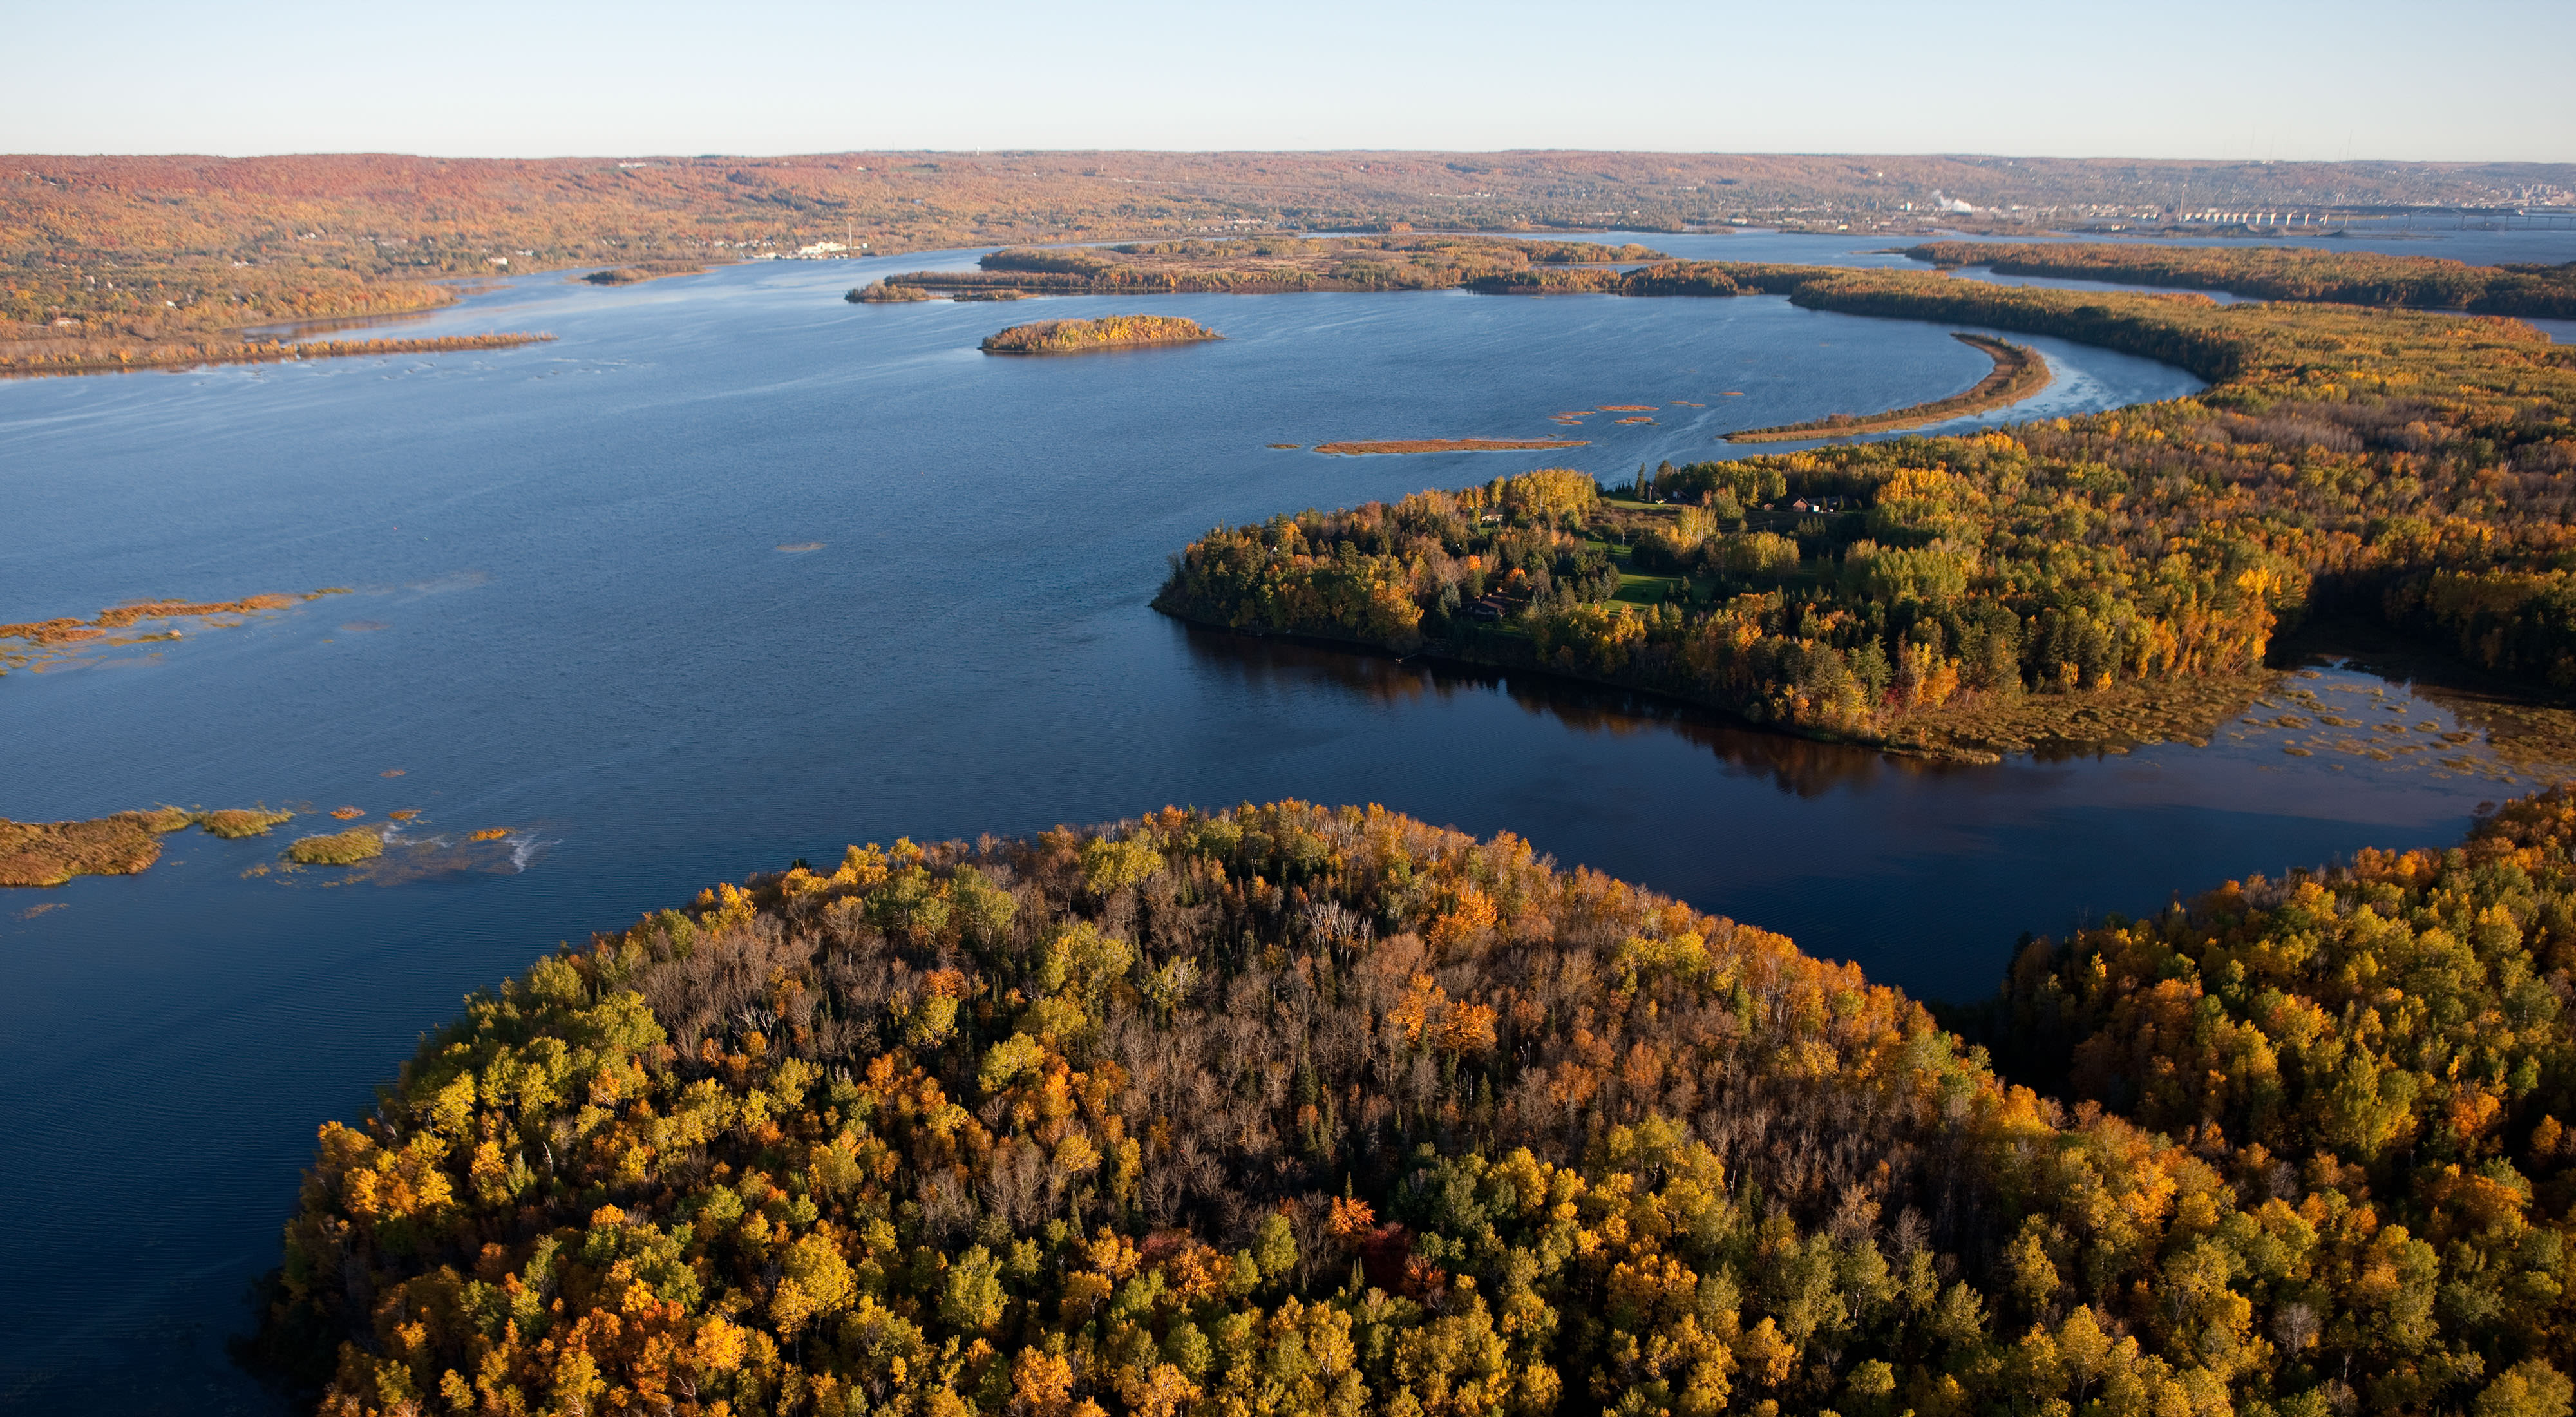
{"left": 1468, "top": 596, "right": 1508, "bottom": 622}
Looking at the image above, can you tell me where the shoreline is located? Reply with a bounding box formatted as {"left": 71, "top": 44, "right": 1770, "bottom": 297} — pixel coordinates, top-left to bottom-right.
{"left": 1153, "top": 598, "right": 2013, "bottom": 763}
{"left": 1155, "top": 599, "right": 2307, "bottom": 765}
{"left": 1723, "top": 333, "right": 2052, "bottom": 442}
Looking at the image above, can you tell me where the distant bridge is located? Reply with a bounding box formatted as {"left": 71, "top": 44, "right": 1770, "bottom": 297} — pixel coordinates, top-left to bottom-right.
{"left": 2170, "top": 207, "right": 2576, "bottom": 232}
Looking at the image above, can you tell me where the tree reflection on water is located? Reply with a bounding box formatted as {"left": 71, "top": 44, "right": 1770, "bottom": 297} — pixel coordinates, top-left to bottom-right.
{"left": 1175, "top": 622, "right": 1982, "bottom": 799}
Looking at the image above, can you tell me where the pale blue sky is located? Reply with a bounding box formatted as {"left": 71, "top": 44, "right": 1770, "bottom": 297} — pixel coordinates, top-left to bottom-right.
{"left": 5, "top": 0, "right": 2569, "bottom": 161}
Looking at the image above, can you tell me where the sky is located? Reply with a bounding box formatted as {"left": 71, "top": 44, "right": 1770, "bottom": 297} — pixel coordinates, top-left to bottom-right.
{"left": 4, "top": 0, "right": 2570, "bottom": 162}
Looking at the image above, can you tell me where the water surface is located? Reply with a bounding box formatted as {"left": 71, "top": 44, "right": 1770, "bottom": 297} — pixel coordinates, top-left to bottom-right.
{"left": 0, "top": 241, "right": 2568, "bottom": 1412}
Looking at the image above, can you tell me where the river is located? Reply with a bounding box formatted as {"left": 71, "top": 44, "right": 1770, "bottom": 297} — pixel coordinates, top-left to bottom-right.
{"left": 3, "top": 223, "right": 2574, "bottom": 1412}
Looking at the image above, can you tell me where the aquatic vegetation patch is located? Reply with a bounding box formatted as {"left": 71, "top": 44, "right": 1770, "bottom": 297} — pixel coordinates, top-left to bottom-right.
{"left": 285, "top": 828, "right": 534, "bottom": 886}
{"left": 1, "top": 807, "right": 195, "bottom": 887}
{"left": 283, "top": 828, "right": 384, "bottom": 866}
{"left": 198, "top": 807, "right": 293, "bottom": 839}
{"left": 0, "top": 589, "right": 352, "bottom": 674}
{"left": 1313, "top": 437, "right": 1588, "bottom": 455}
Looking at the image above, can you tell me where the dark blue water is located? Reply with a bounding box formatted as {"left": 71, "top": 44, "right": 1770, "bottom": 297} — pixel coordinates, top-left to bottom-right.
{"left": 2, "top": 238, "right": 2571, "bottom": 1412}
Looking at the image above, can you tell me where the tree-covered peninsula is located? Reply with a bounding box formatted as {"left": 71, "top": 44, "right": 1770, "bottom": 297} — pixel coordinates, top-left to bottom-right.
{"left": 981, "top": 317, "right": 1222, "bottom": 356}
{"left": 266, "top": 785, "right": 2576, "bottom": 1417}
{"left": 1901, "top": 242, "right": 2576, "bottom": 319}
{"left": 1158, "top": 259, "right": 2576, "bottom": 757}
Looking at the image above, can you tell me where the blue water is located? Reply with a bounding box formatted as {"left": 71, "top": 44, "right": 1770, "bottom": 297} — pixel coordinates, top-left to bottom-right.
{"left": 1, "top": 240, "right": 2569, "bottom": 1412}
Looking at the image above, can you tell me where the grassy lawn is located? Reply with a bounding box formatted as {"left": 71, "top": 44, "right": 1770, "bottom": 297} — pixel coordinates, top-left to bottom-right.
{"left": 1613, "top": 571, "right": 1685, "bottom": 605}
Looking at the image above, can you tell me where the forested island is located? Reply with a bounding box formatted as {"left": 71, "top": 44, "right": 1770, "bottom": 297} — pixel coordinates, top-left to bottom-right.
{"left": 0, "top": 331, "right": 552, "bottom": 378}
{"left": 980, "top": 316, "right": 1222, "bottom": 356}
{"left": 581, "top": 263, "right": 708, "bottom": 287}
{"left": 862, "top": 236, "right": 1669, "bottom": 300}
{"left": 264, "top": 785, "right": 2576, "bottom": 1417}
{"left": 1723, "top": 335, "right": 2051, "bottom": 443}
{"left": 1158, "top": 253, "right": 2576, "bottom": 758}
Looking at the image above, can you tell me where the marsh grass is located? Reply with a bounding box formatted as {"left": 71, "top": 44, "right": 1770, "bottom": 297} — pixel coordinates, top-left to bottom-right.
{"left": 200, "top": 808, "right": 293, "bottom": 839}
{"left": 0, "top": 807, "right": 196, "bottom": 887}
{"left": 1889, "top": 670, "right": 2280, "bottom": 758}
{"left": 284, "top": 828, "right": 384, "bottom": 866}
{"left": 1314, "top": 437, "right": 1588, "bottom": 456}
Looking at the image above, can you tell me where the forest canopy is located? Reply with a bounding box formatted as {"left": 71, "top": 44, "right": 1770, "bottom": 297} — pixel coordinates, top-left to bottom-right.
{"left": 267, "top": 786, "right": 2576, "bottom": 1417}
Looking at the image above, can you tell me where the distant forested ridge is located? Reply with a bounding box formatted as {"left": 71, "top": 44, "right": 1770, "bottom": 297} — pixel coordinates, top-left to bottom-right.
{"left": 267, "top": 785, "right": 2576, "bottom": 1417}
{"left": 1903, "top": 242, "right": 2576, "bottom": 319}
{"left": 10, "top": 149, "right": 2566, "bottom": 376}
{"left": 1159, "top": 258, "right": 2576, "bottom": 757}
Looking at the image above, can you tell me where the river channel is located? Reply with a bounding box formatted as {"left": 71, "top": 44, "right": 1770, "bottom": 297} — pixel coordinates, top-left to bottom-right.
{"left": 3, "top": 226, "right": 2574, "bottom": 1411}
